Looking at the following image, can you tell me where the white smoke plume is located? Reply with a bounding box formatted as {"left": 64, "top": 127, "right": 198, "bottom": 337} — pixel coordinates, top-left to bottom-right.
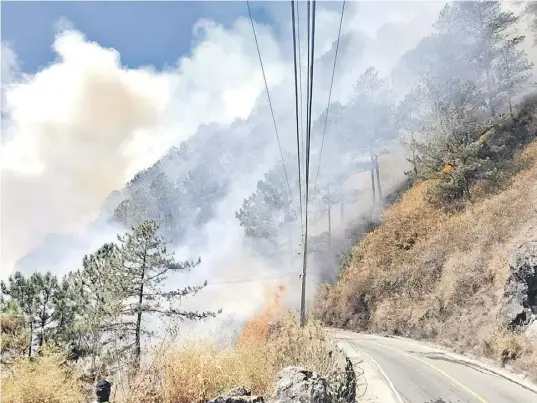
{"left": 4, "top": 1, "right": 532, "bottom": 330}
{"left": 1, "top": 17, "right": 283, "bottom": 278}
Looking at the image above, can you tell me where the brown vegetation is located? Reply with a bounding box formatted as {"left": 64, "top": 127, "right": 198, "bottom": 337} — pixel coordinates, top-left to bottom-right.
{"left": 1, "top": 347, "right": 85, "bottom": 403}
{"left": 1, "top": 285, "right": 340, "bottom": 403}
{"left": 112, "top": 285, "right": 341, "bottom": 403}
{"left": 315, "top": 138, "right": 537, "bottom": 380}
{"left": 118, "top": 314, "right": 340, "bottom": 403}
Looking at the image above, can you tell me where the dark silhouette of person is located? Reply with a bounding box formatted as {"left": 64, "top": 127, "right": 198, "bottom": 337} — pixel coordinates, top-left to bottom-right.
{"left": 95, "top": 379, "right": 112, "bottom": 403}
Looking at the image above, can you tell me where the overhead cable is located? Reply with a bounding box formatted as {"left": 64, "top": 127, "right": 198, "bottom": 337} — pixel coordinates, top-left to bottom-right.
{"left": 313, "top": 0, "right": 346, "bottom": 195}
{"left": 246, "top": 1, "right": 295, "bottom": 206}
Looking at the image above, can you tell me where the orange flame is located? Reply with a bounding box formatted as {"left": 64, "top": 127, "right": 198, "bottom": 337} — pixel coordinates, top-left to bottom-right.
{"left": 441, "top": 163, "right": 454, "bottom": 174}
{"left": 238, "top": 284, "right": 286, "bottom": 347}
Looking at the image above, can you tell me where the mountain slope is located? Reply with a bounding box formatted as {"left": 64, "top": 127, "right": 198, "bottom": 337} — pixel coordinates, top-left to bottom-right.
{"left": 316, "top": 126, "right": 537, "bottom": 380}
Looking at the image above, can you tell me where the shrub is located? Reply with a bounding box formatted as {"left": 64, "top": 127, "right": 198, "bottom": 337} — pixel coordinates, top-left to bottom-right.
{"left": 119, "top": 313, "right": 346, "bottom": 403}
{"left": 1, "top": 348, "right": 85, "bottom": 403}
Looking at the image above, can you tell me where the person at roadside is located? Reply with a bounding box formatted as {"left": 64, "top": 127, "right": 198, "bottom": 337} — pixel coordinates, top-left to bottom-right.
{"left": 95, "top": 379, "right": 113, "bottom": 403}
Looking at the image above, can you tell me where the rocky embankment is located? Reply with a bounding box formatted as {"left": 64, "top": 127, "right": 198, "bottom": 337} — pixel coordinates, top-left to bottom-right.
{"left": 501, "top": 241, "right": 537, "bottom": 335}
{"left": 210, "top": 361, "right": 356, "bottom": 403}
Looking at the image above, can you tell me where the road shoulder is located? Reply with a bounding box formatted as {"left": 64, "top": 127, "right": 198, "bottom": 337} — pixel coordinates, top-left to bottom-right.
{"left": 330, "top": 333, "right": 404, "bottom": 403}
{"left": 327, "top": 328, "right": 537, "bottom": 399}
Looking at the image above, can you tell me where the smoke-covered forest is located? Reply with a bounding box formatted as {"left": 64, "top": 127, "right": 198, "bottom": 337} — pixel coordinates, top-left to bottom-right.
{"left": 2, "top": 1, "right": 537, "bottom": 401}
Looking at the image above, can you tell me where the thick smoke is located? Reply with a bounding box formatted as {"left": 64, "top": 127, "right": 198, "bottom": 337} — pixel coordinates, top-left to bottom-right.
{"left": 1, "top": 17, "right": 283, "bottom": 278}
{"left": 2, "top": 1, "right": 533, "bottom": 335}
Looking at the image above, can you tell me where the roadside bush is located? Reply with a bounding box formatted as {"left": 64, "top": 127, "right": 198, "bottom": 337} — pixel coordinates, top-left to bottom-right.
{"left": 1, "top": 347, "right": 85, "bottom": 403}
{"left": 120, "top": 313, "right": 345, "bottom": 403}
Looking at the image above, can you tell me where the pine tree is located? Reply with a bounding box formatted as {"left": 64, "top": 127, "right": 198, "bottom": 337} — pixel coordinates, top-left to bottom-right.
{"left": 68, "top": 243, "right": 129, "bottom": 370}
{"left": 0, "top": 299, "right": 28, "bottom": 360}
{"left": 351, "top": 67, "right": 395, "bottom": 147}
{"left": 494, "top": 36, "right": 533, "bottom": 116}
{"left": 1, "top": 271, "right": 72, "bottom": 356}
{"left": 183, "top": 164, "right": 228, "bottom": 227}
{"left": 149, "top": 172, "right": 177, "bottom": 224}
{"left": 236, "top": 164, "right": 298, "bottom": 259}
{"left": 525, "top": 3, "right": 537, "bottom": 44}
{"left": 435, "top": 1, "right": 520, "bottom": 116}
{"left": 116, "top": 221, "right": 218, "bottom": 367}
{"left": 350, "top": 67, "right": 395, "bottom": 204}
{"left": 31, "top": 272, "right": 61, "bottom": 347}
{"left": 397, "top": 90, "right": 424, "bottom": 178}
{"left": 1, "top": 273, "right": 37, "bottom": 357}
{"left": 408, "top": 78, "right": 497, "bottom": 204}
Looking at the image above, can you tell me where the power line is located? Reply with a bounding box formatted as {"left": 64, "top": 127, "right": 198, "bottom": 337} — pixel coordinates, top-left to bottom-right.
{"left": 291, "top": 0, "right": 304, "bottom": 236}
{"left": 296, "top": 2, "right": 305, "bottom": 214}
{"left": 313, "top": 0, "right": 346, "bottom": 195}
{"left": 300, "top": 0, "right": 316, "bottom": 328}
{"left": 246, "top": 1, "right": 294, "bottom": 206}
{"left": 205, "top": 271, "right": 323, "bottom": 286}
{"left": 207, "top": 272, "right": 301, "bottom": 285}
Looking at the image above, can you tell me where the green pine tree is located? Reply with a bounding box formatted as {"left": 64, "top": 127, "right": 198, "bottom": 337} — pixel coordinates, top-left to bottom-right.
{"left": 494, "top": 36, "right": 533, "bottom": 117}
{"left": 68, "top": 243, "right": 129, "bottom": 372}
{"left": 435, "top": 1, "right": 522, "bottom": 116}
{"left": 116, "top": 221, "right": 219, "bottom": 367}
{"left": 1, "top": 272, "right": 38, "bottom": 357}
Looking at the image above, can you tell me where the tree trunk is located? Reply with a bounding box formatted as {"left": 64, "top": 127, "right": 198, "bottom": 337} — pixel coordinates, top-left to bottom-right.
{"left": 28, "top": 322, "right": 33, "bottom": 357}
{"left": 374, "top": 155, "right": 383, "bottom": 203}
{"left": 39, "top": 293, "right": 49, "bottom": 347}
{"left": 370, "top": 153, "right": 376, "bottom": 205}
{"left": 39, "top": 316, "right": 46, "bottom": 346}
{"left": 339, "top": 182, "right": 345, "bottom": 221}
{"left": 486, "top": 68, "right": 496, "bottom": 117}
{"left": 39, "top": 318, "right": 46, "bottom": 347}
{"left": 327, "top": 206, "right": 332, "bottom": 254}
{"left": 135, "top": 286, "right": 144, "bottom": 368}
{"left": 464, "top": 178, "right": 471, "bottom": 202}
{"left": 509, "top": 94, "right": 513, "bottom": 118}
{"left": 411, "top": 132, "right": 418, "bottom": 176}
{"left": 135, "top": 254, "right": 147, "bottom": 368}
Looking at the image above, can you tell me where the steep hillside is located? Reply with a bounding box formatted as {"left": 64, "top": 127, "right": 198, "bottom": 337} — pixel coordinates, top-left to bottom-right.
{"left": 316, "top": 121, "right": 537, "bottom": 379}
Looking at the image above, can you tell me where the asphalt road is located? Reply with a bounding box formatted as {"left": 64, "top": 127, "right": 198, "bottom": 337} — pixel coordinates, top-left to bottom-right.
{"left": 327, "top": 329, "right": 537, "bottom": 403}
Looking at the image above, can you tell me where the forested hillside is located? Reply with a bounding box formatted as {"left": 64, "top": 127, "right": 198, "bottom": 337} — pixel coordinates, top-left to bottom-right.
{"left": 2, "top": 1, "right": 537, "bottom": 402}
{"left": 316, "top": 0, "right": 537, "bottom": 381}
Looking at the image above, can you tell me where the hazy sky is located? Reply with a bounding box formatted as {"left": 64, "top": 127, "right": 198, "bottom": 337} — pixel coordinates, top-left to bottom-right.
{"left": 1, "top": 1, "right": 282, "bottom": 72}
{"left": 0, "top": 1, "right": 291, "bottom": 276}
{"left": 0, "top": 1, "right": 447, "bottom": 291}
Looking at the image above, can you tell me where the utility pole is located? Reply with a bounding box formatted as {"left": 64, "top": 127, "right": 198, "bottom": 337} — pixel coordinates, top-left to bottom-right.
{"left": 300, "top": 0, "right": 316, "bottom": 328}
{"left": 300, "top": 225, "right": 308, "bottom": 327}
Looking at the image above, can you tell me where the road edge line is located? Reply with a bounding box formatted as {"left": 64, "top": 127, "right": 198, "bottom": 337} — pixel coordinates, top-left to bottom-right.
{"left": 360, "top": 338, "right": 488, "bottom": 403}
{"left": 340, "top": 338, "right": 405, "bottom": 403}
{"left": 359, "top": 349, "right": 405, "bottom": 403}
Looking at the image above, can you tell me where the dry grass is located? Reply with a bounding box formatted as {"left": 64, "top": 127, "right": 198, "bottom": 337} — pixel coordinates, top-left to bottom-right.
{"left": 1, "top": 285, "right": 342, "bottom": 403}
{"left": 316, "top": 138, "right": 537, "bottom": 380}
{"left": 1, "top": 347, "right": 85, "bottom": 403}
{"left": 120, "top": 286, "right": 341, "bottom": 403}
{"left": 0, "top": 314, "right": 28, "bottom": 357}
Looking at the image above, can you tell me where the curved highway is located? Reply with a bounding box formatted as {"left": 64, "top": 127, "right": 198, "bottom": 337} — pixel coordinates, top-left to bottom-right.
{"left": 327, "top": 329, "right": 537, "bottom": 403}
